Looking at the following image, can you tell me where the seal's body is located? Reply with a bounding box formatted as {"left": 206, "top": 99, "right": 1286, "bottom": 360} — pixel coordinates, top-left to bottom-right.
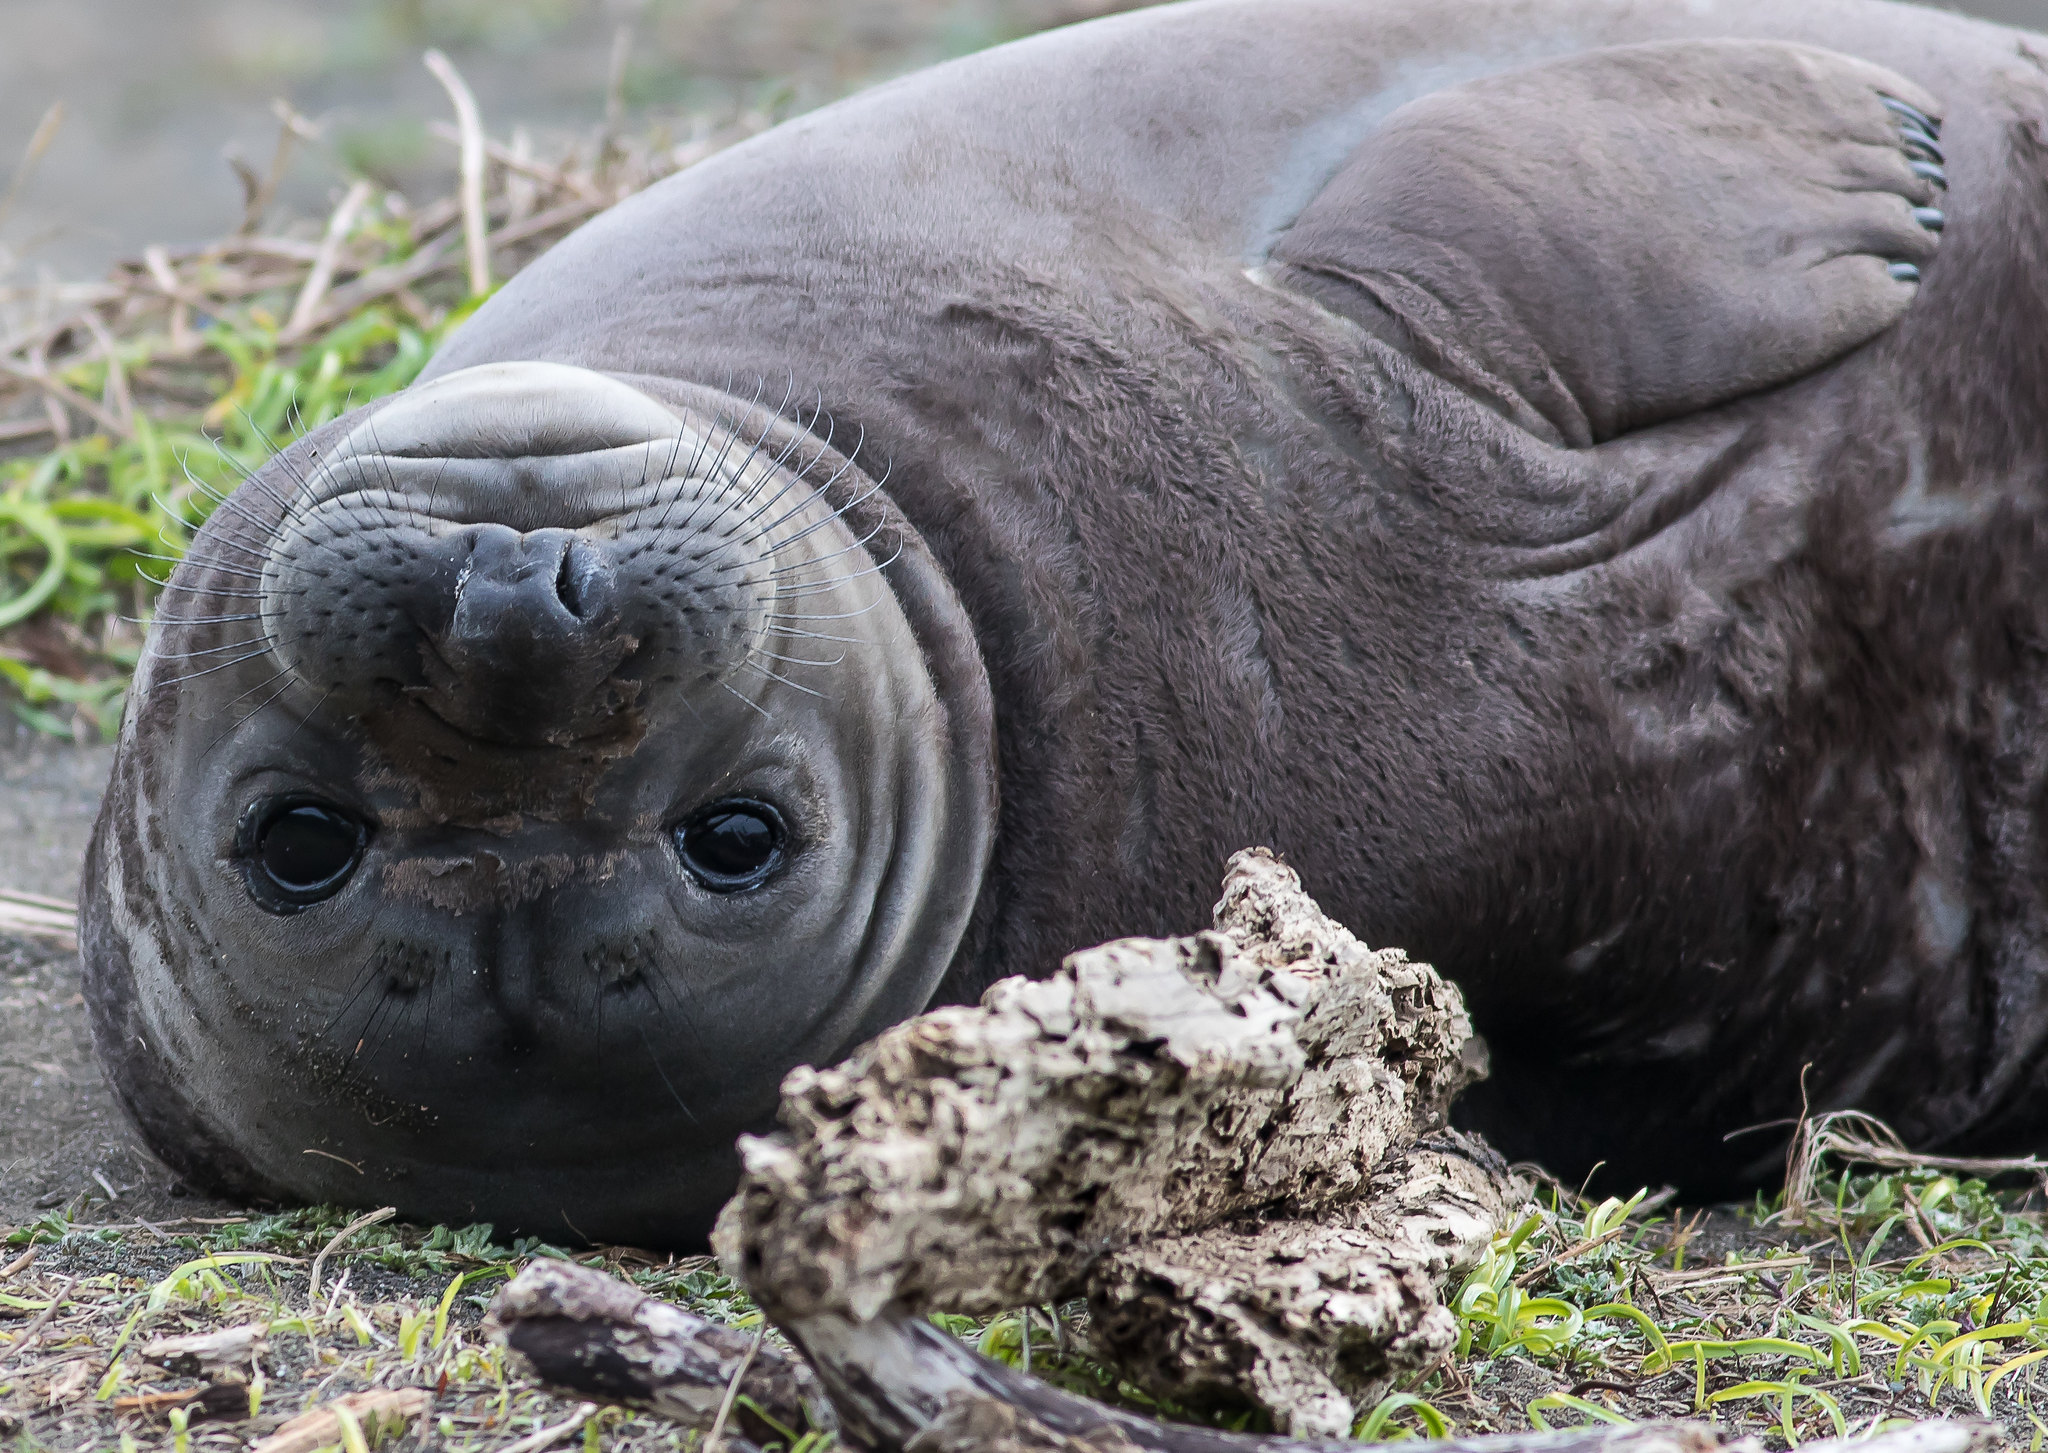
{"left": 84, "top": 0, "right": 2048, "bottom": 1240}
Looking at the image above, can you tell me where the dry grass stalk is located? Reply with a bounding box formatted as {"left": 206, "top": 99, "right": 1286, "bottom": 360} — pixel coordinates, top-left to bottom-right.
{"left": 1781, "top": 1107, "right": 2047, "bottom": 1224}
{"left": 0, "top": 1275, "right": 74, "bottom": 1362}
{"left": 497, "top": 1401, "right": 600, "bottom": 1453}
{"left": 286, "top": 179, "right": 375, "bottom": 335}
{"left": 0, "top": 103, "right": 64, "bottom": 233}
{"left": 0, "top": 888, "right": 76, "bottom": 949}
{"left": 306, "top": 1206, "right": 396, "bottom": 1305}
{"left": 424, "top": 49, "right": 493, "bottom": 298}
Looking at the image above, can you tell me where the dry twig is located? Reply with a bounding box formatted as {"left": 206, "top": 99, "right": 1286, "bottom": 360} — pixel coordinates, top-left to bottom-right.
{"left": 423, "top": 50, "right": 492, "bottom": 297}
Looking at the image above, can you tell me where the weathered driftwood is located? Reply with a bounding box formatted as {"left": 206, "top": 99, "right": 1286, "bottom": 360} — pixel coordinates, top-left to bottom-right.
{"left": 484, "top": 1259, "right": 829, "bottom": 1449}
{"left": 490, "top": 851, "right": 1996, "bottom": 1453}
{"left": 715, "top": 849, "right": 1511, "bottom": 1436}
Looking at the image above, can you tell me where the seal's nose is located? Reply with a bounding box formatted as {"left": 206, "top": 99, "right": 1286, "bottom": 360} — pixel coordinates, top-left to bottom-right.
{"left": 449, "top": 527, "right": 619, "bottom": 648}
{"left": 415, "top": 524, "right": 637, "bottom": 744}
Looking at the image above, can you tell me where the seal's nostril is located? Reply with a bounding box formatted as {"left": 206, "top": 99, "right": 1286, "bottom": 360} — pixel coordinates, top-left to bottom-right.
{"left": 552, "top": 538, "right": 613, "bottom": 623}
{"left": 555, "top": 546, "right": 581, "bottom": 618}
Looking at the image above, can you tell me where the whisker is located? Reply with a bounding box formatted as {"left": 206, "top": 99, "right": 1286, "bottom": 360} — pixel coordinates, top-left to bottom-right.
{"left": 130, "top": 550, "right": 273, "bottom": 581}
{"left": 753, "top": 647, "right": 847, "bottom": 668}
{"left": 765, "top": 627, "right": 862, "bottom": 645}
{"left": 764, "top": 601, "right": 888, "bottom": 622}
{"left": 147, "top": 505, "right": 273, "bottom": 565}
{"left": 124, "top": 611, "right": 264, "bottom": 627}
{"left": 634, "top": 1023, "right": 700, "bottom": 1125}
{"left": 745, "top": 475, "right": 888, "bottom": 559}
{"left": 145, "top": 644, "right": 281, "bottom": 689}
{"left": 145, "top": 583, "right": 290, "bottom": 600}
{"left": 146, "top": 634, "right": 280, "bottom": 662}
{"left": 177, "top": 473, "right": 287, "bottom": 542}
{"left": 693, "top": 410, "right": 850, "bottom": 544}
{"left": 667, "top": 391, "right": 764, "bottom": 516}
{"left": 702, "top": 428, "right": 869, "bottom": 561}
{"left": 639, "top": 962, "right": 716, "bottom": 1059}
{"left": 197, "top": 438, "right": 301, "bottom": 523}
{"left": 280, "top": 684, "right": 335, "bottom": 748}
{"left": 736, "top": 658, "right": 829, "bottom": 699}
{"left": 702, "top": 462, "right": 825, "bottom": 550}
{"left": 718, "top": 680, "right": 771, "bottom": 721}
{"left": 660, "top": 383, "right": 781, "bottom": 537}
{"left": 219, "top": 659, "right": 300, "bottom": 711}
{"left": 755, "top": 517, "right": 895, "bottom": 581}
{"left": 321, "top": 961, "right": 386, "bottom": 1042}
{"left": 362, "top": 413, "right": 427, "bottom": 535}
{"left": 766, "top": 544, "right": 905, "bottom": 598}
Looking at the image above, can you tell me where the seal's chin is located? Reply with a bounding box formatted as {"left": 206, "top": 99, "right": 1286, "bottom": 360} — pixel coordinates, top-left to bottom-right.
{"left": 84, "top": 362, "right": 1000, "bottom": 1246}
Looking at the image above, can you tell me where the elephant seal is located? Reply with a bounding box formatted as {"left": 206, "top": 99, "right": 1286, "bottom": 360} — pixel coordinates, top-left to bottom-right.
{"left": 82, "top": 0, "right": 2048, "bottom": 1242}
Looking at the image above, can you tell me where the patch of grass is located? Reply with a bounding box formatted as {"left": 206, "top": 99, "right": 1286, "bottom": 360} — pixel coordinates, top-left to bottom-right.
{"left": 1352, "top": 1158, "right": 2048, "bottom": 1446}
{"left": 10, "top": 1136, "right": 2048, "bottom": 1452}
{"left": 0, "top": 1208, "right": 763, "bottom": 1453}
{"left": 0, "top": 302, "right": 463, "bottom": 738}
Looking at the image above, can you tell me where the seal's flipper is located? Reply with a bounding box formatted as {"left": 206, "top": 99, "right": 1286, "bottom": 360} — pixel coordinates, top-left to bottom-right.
{"left": 1268, "top": 41, "right": 1947, "bottom": 446}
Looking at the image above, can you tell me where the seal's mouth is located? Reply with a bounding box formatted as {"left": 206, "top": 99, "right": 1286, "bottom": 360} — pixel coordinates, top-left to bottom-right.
{"left": 247, "top": 363, "right": 810, "bottom": 807}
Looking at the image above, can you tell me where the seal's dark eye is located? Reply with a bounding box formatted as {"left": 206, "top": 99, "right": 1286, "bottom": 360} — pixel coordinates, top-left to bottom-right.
{"left": 675, "top": 799, "right": 786, "bottom": 892}
{"left": 241, "top": 801, "right": 368, "bottom": 912}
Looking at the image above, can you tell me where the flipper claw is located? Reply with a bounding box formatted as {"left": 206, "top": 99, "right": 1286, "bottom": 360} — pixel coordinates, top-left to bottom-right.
{"left": 1881, "top": 94, "right": 1943, "bottom": 137}
{"left": 1901, "top": 131, "right": 1945, "bottom": 163}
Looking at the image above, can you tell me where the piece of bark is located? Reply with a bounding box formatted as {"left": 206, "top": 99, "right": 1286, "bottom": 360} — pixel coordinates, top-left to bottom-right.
{"left": 137, "top": 1322, "right": 267, "bottom": 1381}
{"left": 485, "top": 1258, "right": 829, "bottom": 1447}
{"left": 248, "top": 1388, "right": 429, "bottom": 1453}
{"left": 1083, "top": 1141, "right": 1508, "bottom": 1435}
{"left": 716, "top": 849, "right": 1515, "bottom": 1434}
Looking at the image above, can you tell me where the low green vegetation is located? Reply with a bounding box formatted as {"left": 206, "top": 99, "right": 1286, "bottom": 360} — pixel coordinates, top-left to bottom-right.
{"left": 944, "top": 1157, "right": 2048, "bottom": 1445}
{"left": 0, "top": 302, "right": 461, "bottom": 736}
{"left": 9, "top": 1145, "right": 2048, "bottom": 1450}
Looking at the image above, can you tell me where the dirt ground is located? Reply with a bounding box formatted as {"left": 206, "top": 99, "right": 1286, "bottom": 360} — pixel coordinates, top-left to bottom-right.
{"left": 0, "top": 728, "right": 236, "bottom": 1226}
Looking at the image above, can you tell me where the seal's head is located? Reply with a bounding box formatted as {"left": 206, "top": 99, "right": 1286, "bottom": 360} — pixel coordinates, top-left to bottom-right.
{"left": 81, "top": 362, "right": 996, "bottom": 1244}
